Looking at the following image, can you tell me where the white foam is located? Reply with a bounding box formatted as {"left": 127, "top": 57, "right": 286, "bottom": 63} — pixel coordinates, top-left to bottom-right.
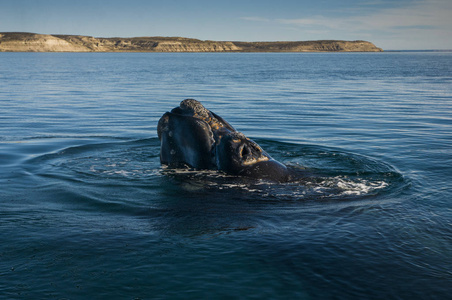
{"left": 333, "top": 177, "right": 388, "bottom": 196}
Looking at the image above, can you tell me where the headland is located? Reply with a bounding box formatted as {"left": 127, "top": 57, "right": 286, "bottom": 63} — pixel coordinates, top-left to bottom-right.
{"left": 0, "top": 32, "right": 383, "bottom": 52}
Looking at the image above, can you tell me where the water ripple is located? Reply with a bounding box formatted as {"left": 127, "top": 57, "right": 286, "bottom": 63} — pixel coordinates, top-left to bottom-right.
{"left": 19, "top": 138, "right": 408, "bottom": 209}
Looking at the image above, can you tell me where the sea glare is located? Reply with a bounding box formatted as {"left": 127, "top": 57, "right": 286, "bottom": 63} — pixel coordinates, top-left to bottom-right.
{"left": 1, "top": 52, "right": 451, "bottom": 299}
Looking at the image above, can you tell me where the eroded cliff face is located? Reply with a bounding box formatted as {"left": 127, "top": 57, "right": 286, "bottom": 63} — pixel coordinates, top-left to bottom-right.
{"left": 152, "top": 41, "right": 240, "bottom": 52}
{"left": 0, "top": 33, "right": 383, "bottom": 52}
{"left": 234, "top": 40, "right": 383, "bottom": 52}
{"left": 0, "top": 33, "right": 92, "bottom": 52}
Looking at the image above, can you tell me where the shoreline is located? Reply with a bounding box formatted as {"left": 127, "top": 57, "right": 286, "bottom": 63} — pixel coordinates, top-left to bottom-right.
{"left": 0, "top": 32, "right": 383, "bottom": 53}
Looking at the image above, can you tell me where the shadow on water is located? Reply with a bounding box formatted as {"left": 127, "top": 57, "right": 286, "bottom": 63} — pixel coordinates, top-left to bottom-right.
{"left": 19, "top": 137, "right": 410, "bottom": 237}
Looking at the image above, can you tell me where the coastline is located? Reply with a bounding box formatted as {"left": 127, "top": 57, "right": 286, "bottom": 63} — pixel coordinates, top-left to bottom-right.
{"left": 0, "top": 32, "right": 383, "bottom": 53}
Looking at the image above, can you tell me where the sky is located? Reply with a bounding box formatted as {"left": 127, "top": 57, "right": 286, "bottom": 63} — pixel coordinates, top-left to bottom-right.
{"left": 1, "top": 0, "right": 451, "bottom": 50}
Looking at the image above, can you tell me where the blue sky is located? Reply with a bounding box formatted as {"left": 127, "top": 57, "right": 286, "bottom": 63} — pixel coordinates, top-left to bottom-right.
{"left": 2, "top": 0, "right": 451, "bottom": 50}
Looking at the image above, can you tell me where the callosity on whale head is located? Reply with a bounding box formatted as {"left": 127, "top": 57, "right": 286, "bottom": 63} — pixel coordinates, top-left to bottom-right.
{"left": 157, "top": 99, "right": 290, "bottom": 182}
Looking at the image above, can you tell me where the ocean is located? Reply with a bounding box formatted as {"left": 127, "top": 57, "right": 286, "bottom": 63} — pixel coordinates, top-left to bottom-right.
{"left": 0, "top": 52, "right": 451, "bottom": 299}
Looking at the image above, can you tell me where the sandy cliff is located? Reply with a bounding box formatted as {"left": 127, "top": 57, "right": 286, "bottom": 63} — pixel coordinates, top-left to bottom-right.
{"left": 234, "top": 40, "right": 383, "bottom": 52}
{"left": 0, "top": 33, "right": 383, "bottom": 52}
{"left": 0, "top": 33, "right": 92, "bottom": 52}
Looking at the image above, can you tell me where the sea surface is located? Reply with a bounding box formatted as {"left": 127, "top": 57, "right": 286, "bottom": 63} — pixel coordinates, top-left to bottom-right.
{"left": 0, "top": 52, "right": 451, "bottom": 299}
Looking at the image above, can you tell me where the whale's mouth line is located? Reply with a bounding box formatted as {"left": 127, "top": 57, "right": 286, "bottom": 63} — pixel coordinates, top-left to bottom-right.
{"left": 241, "top": 156, "right": 269, "bottom": 166}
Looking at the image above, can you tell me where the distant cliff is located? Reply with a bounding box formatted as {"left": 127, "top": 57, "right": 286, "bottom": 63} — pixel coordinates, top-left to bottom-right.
{"left": 0, "top": 32, "right": 383, "bottom": 52}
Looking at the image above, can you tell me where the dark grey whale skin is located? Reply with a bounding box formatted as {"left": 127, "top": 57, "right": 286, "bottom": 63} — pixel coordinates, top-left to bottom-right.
{"left": 157, "top": 99, "right": 291, "bottom": 182}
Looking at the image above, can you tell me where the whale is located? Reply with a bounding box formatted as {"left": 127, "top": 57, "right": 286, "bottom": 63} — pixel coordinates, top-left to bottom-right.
{"left": 157, "top": 99, "right": 291, "bottom": 182}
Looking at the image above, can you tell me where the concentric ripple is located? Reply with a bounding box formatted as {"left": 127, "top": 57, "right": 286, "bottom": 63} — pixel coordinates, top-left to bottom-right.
{"left": 24, "top": 137, "right": 407, "bottom": 204}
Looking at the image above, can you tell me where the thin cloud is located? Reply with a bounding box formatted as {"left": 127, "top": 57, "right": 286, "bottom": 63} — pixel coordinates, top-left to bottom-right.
{"left": 276, "top": 16, "right": 346, "bottom": 30}
{"left": 276, "top": 0, "right": 452, "bottom": 33}
{"left": 240, "top": 16, "right": 270, "bottom": 22}
{"left": 242, "top": 0, "right": 451, "bottom": 35}
{"left": 389, "top": 25, "right": 439, "bottom": 30}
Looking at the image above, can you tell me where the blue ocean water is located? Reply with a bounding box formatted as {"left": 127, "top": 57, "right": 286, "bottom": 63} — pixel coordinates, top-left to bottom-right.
{"left": 0, "top": 52, "right": 451, "bottom": 299}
